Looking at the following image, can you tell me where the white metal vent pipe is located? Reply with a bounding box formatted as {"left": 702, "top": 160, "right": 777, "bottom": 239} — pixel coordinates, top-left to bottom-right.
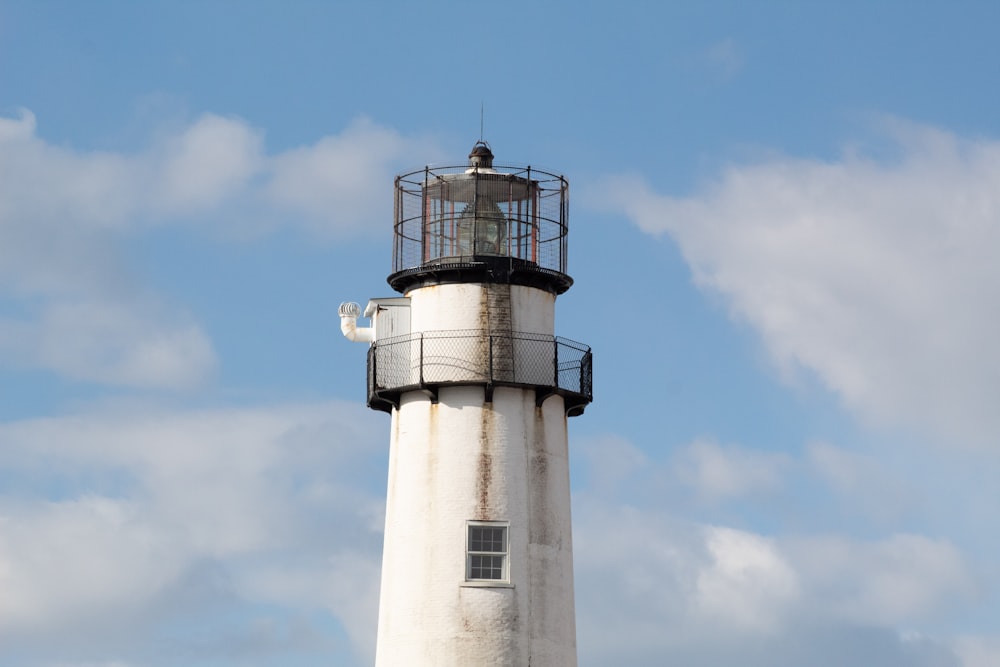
{"left": 338, "top": 301, "right": 373, "bottom": 343}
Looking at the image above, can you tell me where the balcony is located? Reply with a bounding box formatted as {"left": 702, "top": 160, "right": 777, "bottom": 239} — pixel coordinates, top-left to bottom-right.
{"left": 366, "top": 329, "right": 592, "bottom": 416}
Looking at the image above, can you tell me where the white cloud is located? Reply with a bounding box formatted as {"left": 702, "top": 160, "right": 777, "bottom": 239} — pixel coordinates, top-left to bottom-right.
{"left": 787, "top": 533, "right": 976, "bottom": 626}
{"left": 0, "top": 109, "right": 434, "bottom": 238}
{"left": 0, "top": 109, "right": 437, "bottom": 388}
{"left": 570, "top": 435, "right": 980, "bottom": 667}
{"left": 239, "top": 551, "right": 382, "bottom": 660}
{"left": 0, "top": 300, "right": 216, "bottom": 389}
{"left": 673, "top": 439, "right": 789, "bottom": 501}
{"left": 0, "top": 108, "right": 36, "bottom": 142}
{"left": 608, "top": 120, "right": 1000, "bottom": 449}
{"left": 0, "top": 401, "right": 386, "bottom": 663}
{"left": 573, "top": 433, "right": 650, "bottom": 495}
{"left": 574, "top": 435, "right": 788, "bottom": 504}
{"left": 154, "top": 113, "right": 264, "bottom": 213}
{"left": 0, "top": 110, "right": 139, "bottom": 232}
{"left": 0, "top": 495, "right": 178, "bottom": 632}
{"left": 955, "top": 635, "right": 1000, "bottom": 667}
{"left": 806, "top": 440, "right": 918, "bottom": 522}
{"left": 572, "top": 492, "right": 972, "bottom": 666}
{"left": 1, "top": 406, "right": 986, "bottom": 667}
{"left": 695, "top": 526, "right": 799, "bottom": 633}
{"left": 264, "top": 116, "right": 437, "bottom": 237}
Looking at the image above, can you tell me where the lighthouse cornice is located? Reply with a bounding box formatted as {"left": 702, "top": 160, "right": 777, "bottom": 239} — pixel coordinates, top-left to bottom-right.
{"left": 388, "top": 255, "right": 573, "bottom": 295}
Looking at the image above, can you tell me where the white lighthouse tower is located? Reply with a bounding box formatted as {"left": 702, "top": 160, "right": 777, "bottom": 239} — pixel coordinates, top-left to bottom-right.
{"left": 340, "top": 142, "right": 592, "bottom": 666}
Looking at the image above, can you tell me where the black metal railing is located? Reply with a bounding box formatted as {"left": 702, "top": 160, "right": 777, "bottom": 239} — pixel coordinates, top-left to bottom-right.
{"left": 388, "top": 164, "right": 572, "bottom": 295}
{"left": 366, "top": 329, "right": 592, "bottom": 416}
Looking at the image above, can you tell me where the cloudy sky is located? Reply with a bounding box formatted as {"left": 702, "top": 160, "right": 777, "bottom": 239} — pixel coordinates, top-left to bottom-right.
{"left": 2, "top": 1, "right": 1000, "bottom": 665}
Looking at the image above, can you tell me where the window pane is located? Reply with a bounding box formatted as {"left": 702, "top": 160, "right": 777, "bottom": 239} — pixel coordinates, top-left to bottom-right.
{"left": 488, "top": 528, "right": 503, "bottom": 551}
{"left": 469, "top": 526, "right": 505, "bottom": 554}
{"left": 469, "top": 528, "right": 484, "bottom": 552}
{"left": 470, "top": 554, "right": 504, "bottom": 580}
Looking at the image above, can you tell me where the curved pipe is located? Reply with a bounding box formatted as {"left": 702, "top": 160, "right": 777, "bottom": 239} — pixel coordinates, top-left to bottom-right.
{"left": 339, "top": 302, "right": 373, "bottom": 343}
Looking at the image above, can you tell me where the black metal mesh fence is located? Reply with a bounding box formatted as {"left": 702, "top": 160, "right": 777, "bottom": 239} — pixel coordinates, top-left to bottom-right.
{"left": 367, "top": 329, "right": 592, "bottom": 402}
{"left": 393, "top": 165, "right": 569, "bottom": 276}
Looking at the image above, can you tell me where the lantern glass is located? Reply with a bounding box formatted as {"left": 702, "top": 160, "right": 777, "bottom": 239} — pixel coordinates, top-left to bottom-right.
{"left": 457, "top": 196, "right": 507, "bottom": 256}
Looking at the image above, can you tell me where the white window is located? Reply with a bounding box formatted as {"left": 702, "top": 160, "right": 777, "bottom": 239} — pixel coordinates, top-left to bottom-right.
{"left": 467, "top": 522, "right": 508, "bottom": 582}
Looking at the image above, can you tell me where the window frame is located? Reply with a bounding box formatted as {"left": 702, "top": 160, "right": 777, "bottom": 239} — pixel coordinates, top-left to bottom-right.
{"left": 465, "top": 521, "right": 510, "bottom": 584}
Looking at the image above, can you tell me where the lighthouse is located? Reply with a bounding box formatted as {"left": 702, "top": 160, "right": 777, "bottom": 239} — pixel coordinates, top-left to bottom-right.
{"left": 340, "top": 142, "right": 592, "bottom": 665}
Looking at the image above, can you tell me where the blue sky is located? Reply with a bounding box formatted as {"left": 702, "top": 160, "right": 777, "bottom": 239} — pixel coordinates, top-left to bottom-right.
{"left": 2, "top": 1, "right": 1000, "bottom": 665}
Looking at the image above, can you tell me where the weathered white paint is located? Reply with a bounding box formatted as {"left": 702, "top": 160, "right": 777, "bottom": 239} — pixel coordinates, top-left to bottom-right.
{"left": 373, "top": 281, "right": 577, "bottom": 666}
{"left": 407, "top": 283, "right": 555, "bottom": 335}
{"left": 364, "top": 297, "right": 411, "bottom": 341}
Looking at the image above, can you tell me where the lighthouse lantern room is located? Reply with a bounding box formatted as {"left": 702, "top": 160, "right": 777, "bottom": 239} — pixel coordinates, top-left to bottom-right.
{"left": 340, "top": 142, "right": 592, "bottom": 666}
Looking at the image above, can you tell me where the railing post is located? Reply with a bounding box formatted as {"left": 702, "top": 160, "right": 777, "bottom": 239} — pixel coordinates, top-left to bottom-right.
{"left": 419, "top": 333, "right": 424, "bottom": 387}
{"left": 553, "top": 339, "right": 560, "bottom": 390}
{"left": 488, "top": 333, "right": 494, "bottom": 384}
